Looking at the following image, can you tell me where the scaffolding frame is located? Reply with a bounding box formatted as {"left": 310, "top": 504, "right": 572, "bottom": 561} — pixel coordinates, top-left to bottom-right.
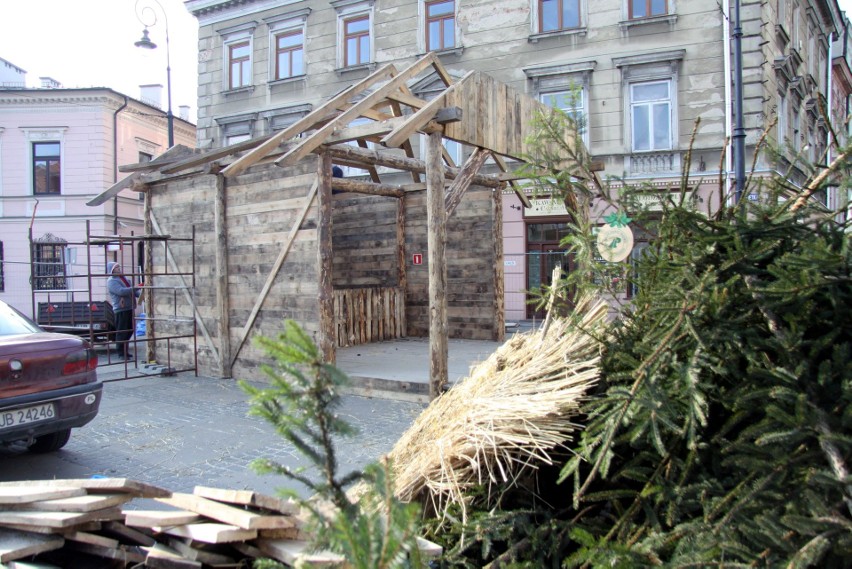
{"left": 29, "top": 221, "right": 198, "bottom": 382}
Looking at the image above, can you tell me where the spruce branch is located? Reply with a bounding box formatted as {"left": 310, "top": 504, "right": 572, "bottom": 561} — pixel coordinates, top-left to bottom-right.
{"left": 576, "top": 300, "right": 693, "bottom": 501}
{"left": 788, "top": 147, "right": 852, "bottom": 213}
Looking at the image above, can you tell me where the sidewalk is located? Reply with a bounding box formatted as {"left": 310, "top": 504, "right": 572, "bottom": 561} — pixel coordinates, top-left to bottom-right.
{"left": 97, "top": 322, "right": 540, "bottom": 400}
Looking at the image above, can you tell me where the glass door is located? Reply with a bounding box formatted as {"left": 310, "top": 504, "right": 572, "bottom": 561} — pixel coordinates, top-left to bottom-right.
{"left": 525, "top": 221, "right": 573, "bottom": 319}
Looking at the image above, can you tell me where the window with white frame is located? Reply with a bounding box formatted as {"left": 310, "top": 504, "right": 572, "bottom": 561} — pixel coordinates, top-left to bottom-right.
{"left": 614, "top": 50, "right": 682, "bottom": 157}
{"left": 777, "top": 93, "right": 787, "bottom": 146}
{"left": 541, "top": 90, "right": 587, "bottom": 144}
{"left": 218, "top": 22, "right": 256, "bottom": 90}
{"left": 424, "top": 0, "right": 456, "bottom": 51}
{"left": 266, "top": 10, "right": 310, "bottom": 82}
{"left": 630, "top": 80, "right": 672, "bottom": 152}
{"left": 628, "top": 0, "right": 668, "bottom": 19}
{"left": 538, "top": 0, "right": 581, "bottom": 32}
{"left": 332, "top": 0, "right": 374, "bottom": 69}
{"left": 524, "top": 61, "right": 595, "bottom": 148}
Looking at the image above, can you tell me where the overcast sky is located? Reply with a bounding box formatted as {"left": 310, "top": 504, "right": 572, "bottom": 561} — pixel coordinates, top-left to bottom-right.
{"left": 2, "top": 0, "right": 852, "bottom": 127}
{"left": 0, "top": 0, "right": 199, "bottom": 122}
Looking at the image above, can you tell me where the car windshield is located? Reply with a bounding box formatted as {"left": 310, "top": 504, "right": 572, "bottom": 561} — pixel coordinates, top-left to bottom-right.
{"left": 0, "top": 301, "right": 42, "bottom": 336}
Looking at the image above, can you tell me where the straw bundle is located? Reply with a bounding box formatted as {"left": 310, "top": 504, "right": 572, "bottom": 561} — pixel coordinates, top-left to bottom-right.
{"left": 385, "top": 295, "right": 609, "bottom": 522}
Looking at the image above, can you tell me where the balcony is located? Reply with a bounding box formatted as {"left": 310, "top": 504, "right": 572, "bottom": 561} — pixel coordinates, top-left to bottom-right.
{"left": 626, "top": 151, "right": 682, "bottom": 177}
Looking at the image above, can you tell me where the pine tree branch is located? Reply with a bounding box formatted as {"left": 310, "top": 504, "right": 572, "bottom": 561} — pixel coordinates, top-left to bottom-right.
{"left": 576, "top": 300, "right": 693, "bottom": 500}
{"left": 744, "top": 275, "right": 852, "bottom": 517}
{"left": 788, "top": 148, "right": 852, "bottom": 214}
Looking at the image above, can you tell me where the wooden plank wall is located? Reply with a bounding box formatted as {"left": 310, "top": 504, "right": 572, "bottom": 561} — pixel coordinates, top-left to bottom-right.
{"left": 443, "top": 71, "right": 576, "bottom": 163}
{"left": 148, "top": 159, "right": 320, "bottom": 380}
{"left": 147, "top": 175, "right": 217, "bottom": 372}
{"left": 405, "top": 185, "right": 499, "bottom": 341}
{"left": 331, "top": 193, "right": 399, "bottom": 288}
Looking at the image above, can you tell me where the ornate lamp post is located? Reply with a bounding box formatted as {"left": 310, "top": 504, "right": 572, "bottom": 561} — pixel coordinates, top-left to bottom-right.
{"left": 134, "top": 0, "right": 174, "bottom": 148}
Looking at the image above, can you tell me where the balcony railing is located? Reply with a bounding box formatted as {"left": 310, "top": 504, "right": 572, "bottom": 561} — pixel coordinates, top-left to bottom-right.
{"left": 627, "top": 151, "right": 682, "bottom": 176}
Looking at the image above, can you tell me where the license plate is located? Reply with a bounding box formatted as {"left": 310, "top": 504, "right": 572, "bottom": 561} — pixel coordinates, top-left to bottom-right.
{"left": 0, "top": 403, "right": 56, "bottom": 430}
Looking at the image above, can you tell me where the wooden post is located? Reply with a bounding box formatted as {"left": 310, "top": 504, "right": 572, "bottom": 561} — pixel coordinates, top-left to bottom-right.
{"left": 396, "top": 195, "right": 407, "bottom": 336}
{"left": 493, "top": 184, "right": 506, "bottom": 342}
{"left": 426, "top": 131, "right": 448, "bottom": 399}
{"left": 143, "top": 187, "right": 154, "bottom": 364}
{"left": 214, "top": 173, "right": 232, "bottom": 378}
{"left": 317, "top": 153, "right": 335, "bottom": 364}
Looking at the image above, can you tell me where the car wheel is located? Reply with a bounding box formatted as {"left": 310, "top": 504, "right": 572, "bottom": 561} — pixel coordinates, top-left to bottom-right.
{"left": 28, "top": 429, "right": 71, "bottom": 453}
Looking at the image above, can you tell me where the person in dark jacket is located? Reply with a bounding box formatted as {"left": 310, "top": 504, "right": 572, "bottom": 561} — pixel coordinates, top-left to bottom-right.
{"left": 107, "top": 261, "right": 141, "bottom": 359}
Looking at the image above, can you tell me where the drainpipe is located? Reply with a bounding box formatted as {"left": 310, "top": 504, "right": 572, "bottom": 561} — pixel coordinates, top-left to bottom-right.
{"left": 722, "top": 0, "right": 734, "bottom": 211}
{"left": 113, "top": 95, "right": 129, "bottom": 242}
{"left": 732, "top": 0, "right": 747, "bottom": 205}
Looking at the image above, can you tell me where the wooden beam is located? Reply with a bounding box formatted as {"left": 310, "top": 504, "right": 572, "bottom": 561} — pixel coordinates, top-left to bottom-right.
{"left": 318, "top": 154, "right": 335, "bottom": 364}
{"left": 86, "top": 171, "right": 141, "bottom": 206}
{"left": 444, "top": 147, "right": 490, "bottom": 217}
{"left": 118, "top": 145, "right": 196, "bottom": 173}
{"left": 331, "top": 178, "right": 404, "bottom": 198}
{"left": 386, "top": 90, "right": 428, "bottom": 109}
{"left": 223, "top": 63, "right": 398, "bottom": 178}
{"left": 326, "top": 145, "right": 502, "bottom": 188}
{"left": 489, "top": 153, "right": 532, "bottom": 209}
{"left": 276, "top": 53, "right": 444, "bottom": 168}
{"left": 213, "top": 174, "right": 231, "bottom": 378}
{"left": 425, "top": 131, "right": 448, "bottom": 400}
{"left": 396, "top": 196, "right": 407, "bottom": 336}
{"left": 381, "top": 70, "right": 472, "bottom": 148}
{"left": 493, "top": 183, "right": 506, "bottom": 342}
{"left": 381, "top": 93, "right": 444, "bottom": 148}
{"left": 159, "top": 136, "right": 287, "bottom": 175}
{"left": 325, "top": 116, "right": 407, "bottom": 145}
{"left": 229, "top": 179, "right": 319, "bottom": 367}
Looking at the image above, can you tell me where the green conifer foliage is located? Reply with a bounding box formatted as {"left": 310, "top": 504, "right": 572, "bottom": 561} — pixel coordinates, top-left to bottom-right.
{"left": 240, "top": 320, "right": 424, "bottom": 568}
{"left": 435, "top": 109, "right": 851, "bottom": 567}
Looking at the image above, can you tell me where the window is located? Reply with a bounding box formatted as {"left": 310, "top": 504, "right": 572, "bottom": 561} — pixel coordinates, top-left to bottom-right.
{"left": 541, "top": 89, "right": 587, "bottom": 144}
{"left": 425, "top": 0, "right": 455, "bottom": 50}
{"left": 630, "top": 80, "right": 672, "bottom": 152}
{"left": 215, "top": 112, "right": 258, "bottom": 145}
{"left": 33, "top": 142, "right": 61, "bottom": 195}
{"left": 344, "top": 15, "right": 371, "bottom": 67}
{"left": 274, "top": 30, "right": 305, "bottom": 79}
{"left": 629, "top": 0, "right": 667, "bottom": 19}
{"left": 524, "top": 61, "right": 595, "bottom": 148}
{"left": 539, "top": 0, "right": 580, "bottom": 32}
{"left": 0, "top": 242, "right": 4, "bottom": 292}
{"left": 33, "top": 241, "right": 67, "bottom": 291}
{"left": 228, "top": 40, "right": 252, "bottom": 89}
{"left": 777, "top": 93, "right": 787, "bottom": 146}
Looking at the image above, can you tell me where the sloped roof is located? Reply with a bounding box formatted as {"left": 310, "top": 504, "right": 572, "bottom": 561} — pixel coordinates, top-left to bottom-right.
{"left": 90, "top": 52, "right": 592, "bottom": 208}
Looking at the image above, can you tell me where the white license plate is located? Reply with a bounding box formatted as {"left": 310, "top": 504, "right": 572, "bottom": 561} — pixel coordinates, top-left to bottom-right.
{"left": 0, "top": 403, "right": 56, "bottom": 430}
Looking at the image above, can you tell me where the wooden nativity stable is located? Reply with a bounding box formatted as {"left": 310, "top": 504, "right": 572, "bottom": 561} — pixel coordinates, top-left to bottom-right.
{"left": 92, "top": 53, "right": 583, "bottom": 396}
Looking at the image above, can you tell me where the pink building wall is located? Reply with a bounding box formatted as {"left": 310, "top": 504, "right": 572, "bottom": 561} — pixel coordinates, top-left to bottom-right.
{"left": 0, "top": 87, "right": 195, "bottom": 318}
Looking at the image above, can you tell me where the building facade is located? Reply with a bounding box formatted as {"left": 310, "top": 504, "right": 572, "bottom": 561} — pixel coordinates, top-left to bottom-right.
{"left": 185, "top": 0, "right": 846, "bottom": 321}
{"left": 0, "top": 82, "right": 196, "bottom": 318}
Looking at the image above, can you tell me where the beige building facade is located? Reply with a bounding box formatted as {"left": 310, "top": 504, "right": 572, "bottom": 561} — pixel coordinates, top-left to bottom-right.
{"left": 184, "top": 0, "right": 846, "bottom": 320}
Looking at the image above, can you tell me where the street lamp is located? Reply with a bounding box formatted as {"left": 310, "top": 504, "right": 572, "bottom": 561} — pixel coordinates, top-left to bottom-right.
{"left": 134, "top": 0, "right": 174, "bottom": 148}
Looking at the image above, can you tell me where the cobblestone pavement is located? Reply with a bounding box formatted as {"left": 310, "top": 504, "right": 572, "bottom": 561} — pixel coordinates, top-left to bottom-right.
{"left": 0, "top": 371, "right": 426, "bottom": 502}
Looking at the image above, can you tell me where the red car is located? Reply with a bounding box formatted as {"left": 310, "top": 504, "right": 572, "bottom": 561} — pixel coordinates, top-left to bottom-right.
{"left": 0, "top": 299, "right": 102, "bottom": 453}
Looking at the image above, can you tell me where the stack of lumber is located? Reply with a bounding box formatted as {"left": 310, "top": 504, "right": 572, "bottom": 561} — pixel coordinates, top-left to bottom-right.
{"left": 0, "top": 478, "right": 441, "bottom": 568}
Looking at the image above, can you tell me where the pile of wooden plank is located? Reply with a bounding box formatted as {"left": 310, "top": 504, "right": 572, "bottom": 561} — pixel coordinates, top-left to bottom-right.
{"left": 0, "top": 478, "right": 441, "bottom": 568}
